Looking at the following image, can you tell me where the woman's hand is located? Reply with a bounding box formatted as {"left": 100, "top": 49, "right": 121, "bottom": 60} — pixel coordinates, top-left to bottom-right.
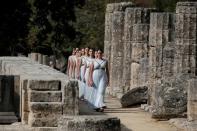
{"left": 88, "top": 79, "right": 93, "bottom": 87}
{"left": 77, "top": 75, "right": 80, "bottom": 80}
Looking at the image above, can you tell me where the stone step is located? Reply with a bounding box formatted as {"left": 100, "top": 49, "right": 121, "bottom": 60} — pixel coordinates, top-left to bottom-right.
{"left": 0, "top": 112, "right": 15, "bottom": 116}
{"left": 58, "top": 115, "right": 120, "bottom": 131}
{"left": 29, "top": 90, "right": 62, "bottom": 102}
{"left": 0, "top": 115, "right": 18, "bottom": 124}
{"left": 29, "top": 102, "right": 62, "bottom": 114}
{"left": 28, "top": 79, "right": 61, "bottom": 91}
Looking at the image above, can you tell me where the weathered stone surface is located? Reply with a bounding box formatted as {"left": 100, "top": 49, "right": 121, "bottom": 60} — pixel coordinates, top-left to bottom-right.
{"left": 57, "top": 115, "right": 121, "bottom": 131}
{"left": 148, "top": 12, "right": 175, "bottom": 106}
{"left": 63, "top": 80, "right": 79, "bottom": 115}
{"left": 0, "top": 57, "right": 79, "bottom": 127}
{"left": 29, "top": 102, "right": 62, "bottom": 114}
{"left": 1, "top": 124, "right": 57, "bottom": 131}
{"left": 120, "top": 86, "right": 148, "bottom": 107}
{"left": 28, "top": 80, "right": 61, "bottom": 91}
{"left": 30, "top": 53, "right": 38, "bottom": 62}
{"left": 130, "top": 63, "right": 140, "bottom": 88}
{"left": 174, "top": 2, "right": 197, "bottom": 75}
{"left": 151, "top": 74, "right": 189, "bottom": 118}
{"left": 42, "top": 55, "right": 49, "bottom": 65}
{"left": 21, "top": 79, "right": 29, "bottom": 124}
{"left": 188, "top": 100, "right": 197, "bottom": 121}
{"left": 104, "top": 2, "right": 134, "bottom": 96}
{"left": 132, "top": 24, "right": 149, "bottom": 42}
{"left": 38, "top": 53, "right": 43, "bottom": 64}
{"left": 29, "top": 91, "right": 62, "bottom": 102}
{"left": 14, "top": 76, "right": 20, "bottom": 117}
{"left": 110, "top": 10, "right": 125, "bottom": 95}
{"left": 169, "top": 118, "right": 197, "bottom": 131}
{"left": 188, "top": 79, "right": 197, "bottom": 121}
{"left": 131, "top": 42, "right": 148, "bottom": 63}
{"left": 122, "top": 8, "right": 133, "bottom": 91}
{"left": 106, "top": 2, "right": 133, "bottom": 13}
{"left": 129, "top": 8, "right": 154, "bottom": 90}
{"left": 29, "top": 116, "right": 58, "bottom": 127}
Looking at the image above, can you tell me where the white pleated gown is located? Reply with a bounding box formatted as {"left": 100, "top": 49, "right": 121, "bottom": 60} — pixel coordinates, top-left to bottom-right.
{"left": 68, "top": 56, "right": 73, "bottom": 78}
{"left": 93, "top": 59, "right": 108, "bottom": 108}
{"left": 78, "top": 56, "right": 86, "bottom": 98}
{"left": 84, "top": 57, "right": 94, "bottom": 102}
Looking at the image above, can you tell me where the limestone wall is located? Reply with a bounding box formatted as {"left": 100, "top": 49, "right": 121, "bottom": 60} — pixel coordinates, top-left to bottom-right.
{"left": 0, "top": 57, "right": 78, "bottom": 127}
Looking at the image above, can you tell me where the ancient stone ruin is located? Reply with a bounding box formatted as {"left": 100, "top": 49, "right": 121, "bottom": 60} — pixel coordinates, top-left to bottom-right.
{"left": 105, "top": 1, "right": 197, "bottom": 129}
{"left": 0, "top": 57, "right": 78, "bottom": 129}
{"left": 0, "top": 57, "right": 120, "bottom": 131}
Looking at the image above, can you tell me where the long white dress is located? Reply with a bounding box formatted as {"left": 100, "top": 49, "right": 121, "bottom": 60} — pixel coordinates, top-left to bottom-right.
{"left": 78, "top": 56, "right": 86, "bottom": 98}
{"left": 67, "top": 55, "right": 73, "bottom": 78}
{"left": 73, "top": 56, "right": 78, "bottom": 79}
{"left": 84, "top": 57, "right": 94, "bottom": 102}
{"left": 93, "top": 59, "right": 108, "bottom": 108}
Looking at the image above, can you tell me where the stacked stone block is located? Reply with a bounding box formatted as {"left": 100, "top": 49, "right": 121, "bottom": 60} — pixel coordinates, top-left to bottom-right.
{"left": 0, "top": 57, "right": 79, "bottom": 127}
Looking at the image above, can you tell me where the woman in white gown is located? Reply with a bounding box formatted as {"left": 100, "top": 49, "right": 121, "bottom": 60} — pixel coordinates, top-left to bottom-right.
{"left": 84, "top": 48, "right": 94, "bottom": 102}
{"left": 77, "top": 48, "right": 86, "bottom": 99}
{"left": 89, "top": 49, "right": 109, "bottom": 112}
{"left": 67, "top": 48, "right": 76, "bottom": 78}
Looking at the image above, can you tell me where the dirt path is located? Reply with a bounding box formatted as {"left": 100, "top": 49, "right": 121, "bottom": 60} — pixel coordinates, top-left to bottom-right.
{"left": 104, "top": 96, "right": 179, "bottom": 131}
{"left": 80, "top": 95, "right": 179, "bottom": 131}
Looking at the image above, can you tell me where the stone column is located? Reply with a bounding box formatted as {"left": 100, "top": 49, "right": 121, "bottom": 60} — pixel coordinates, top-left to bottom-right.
{"left": 30, "top": 53, "right": 38, "bottom": 62}
{"left": 122, "top": 8, "right": 134, "bottom": 93}
{"left": 174, "top": 2, "right": 197, "bottom": 75}
{"left": 175, "top": 1, "right": 197, "bottom": 122}
{"left": 28, "top": 53, "right": 31, "bottom": 58}
{"left": 148, "top": 13, "right": 175, "bottom": 106}
{"left": 188, "top": 79, "right": 197, "bottom": 121}
{"left": 104, "top": 2, "right": 133, "bottom": 63}
{"left": 42, "top": 55, "right": 49, "bottom": 65}
{"left": 110, "top": 11, "right": 125, "bottom": 96}
{"left": 37, "top": 53, "right": 43, "bottom": 64}
{"left": 104, "top": 2, "right": 133, "bottom": 96}
{"left": 130, "top": 8, "right": 153, "bottom": 89}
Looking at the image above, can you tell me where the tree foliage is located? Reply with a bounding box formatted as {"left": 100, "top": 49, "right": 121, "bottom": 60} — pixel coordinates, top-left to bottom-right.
{"left": 74, "top": 0, "right": 134, "bottom": 50}
{"left": 27, "top": 0, "right": 83, "bottom": 56}
{"left": 0, "top": 0, "right": 195, "bottom": 56}
{"left": 0, "top": 0, "right": 30, "bottom": 55}
{"left": 151, "top": 0, "right": 197, "bottom": 12}
{"left": 0, "top": 0, "right": 83, "bottom": 56}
